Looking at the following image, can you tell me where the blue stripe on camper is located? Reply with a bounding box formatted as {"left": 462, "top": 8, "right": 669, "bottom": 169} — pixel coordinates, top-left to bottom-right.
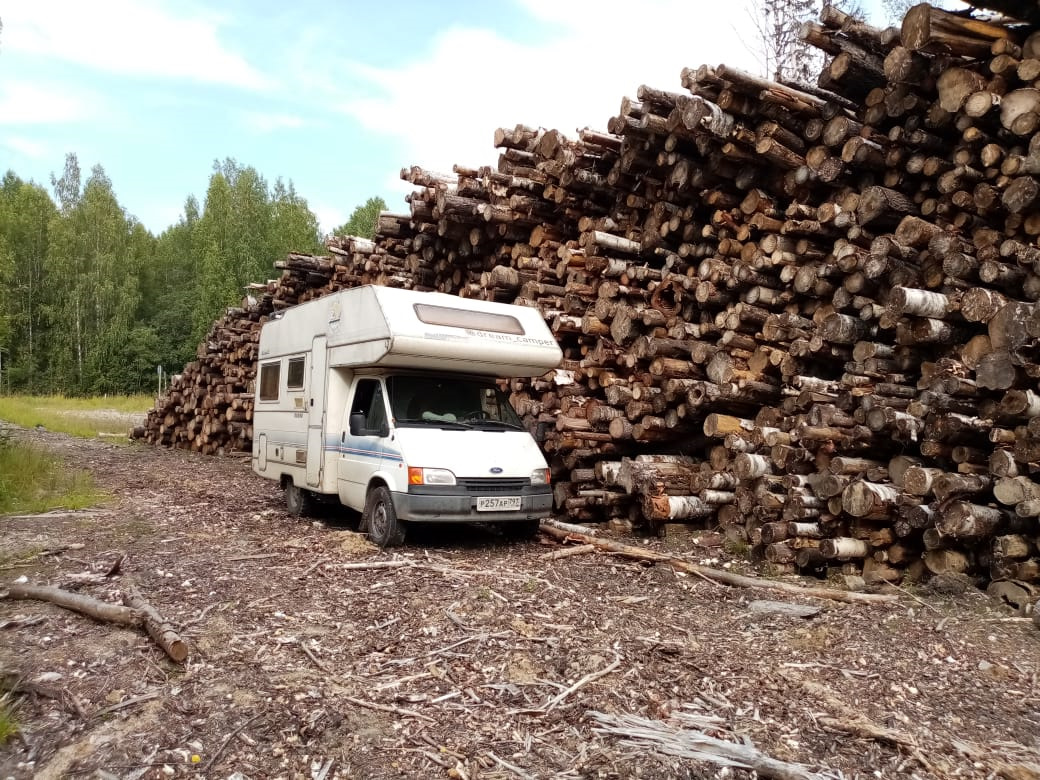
{"left": 324, "top": 438, "right": 403, "bottom": 463}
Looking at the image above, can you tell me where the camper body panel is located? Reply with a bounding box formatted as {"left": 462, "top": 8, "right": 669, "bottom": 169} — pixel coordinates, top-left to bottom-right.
{"left": 265, "top": 285, "right": 559, "bottom": 376}
{"left": 252, "top": 362, "right": 353, "bottom": 497}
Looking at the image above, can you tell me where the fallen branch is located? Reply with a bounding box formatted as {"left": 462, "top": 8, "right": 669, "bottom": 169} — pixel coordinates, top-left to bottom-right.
{"left": 540, "top": 543, "right": 596, "bottom": 560}
{"left": 202, "top": 714, "right": 264, "bottom": 773}
{"left": 3, "top": 582, "right": 188, "bottom": 663}
{"left": 122, "top": 586, "right": 189, "bottom": 663}
{"left": 298, "top": 640, "right": 333, "bottom": 673}
{"left": 93, "top": 690, "right": 161, "bottom": 718}
{"left": 4, "top": 583, "right": 140, "bottom": 624}
{"left": 335, "top": 560, "right": 413, "bottom": 571}
{"left": 794, "top": 677, "right": 944, "bottom": 775}
{"left": 542, "top": 519, "right": 599, "bottom": 536}
{"left": 539, "top": 524, "right": 897, "bottom": 605}
{"left": 543, "top": 654, "right": 621, "bottom": 712}
{"left": 588, "top": 709, "right": 831, "bottom": 780}
{"left": 338, "top": 693, "right": 435, "bottom": 721}
{"left": 486, "top": 751, "right": 536, "bottom": 779}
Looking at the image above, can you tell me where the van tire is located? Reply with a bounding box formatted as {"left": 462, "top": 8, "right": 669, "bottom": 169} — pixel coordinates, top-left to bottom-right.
{"left": 364, "top": 486, "right": 405, "bottom": 547}
{"left": 285, "top": 480, "right": 314, "bottom": 517}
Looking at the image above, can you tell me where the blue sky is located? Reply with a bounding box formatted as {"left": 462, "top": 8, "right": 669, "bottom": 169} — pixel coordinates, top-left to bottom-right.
{"left": 1, "top": 0, "right": 898, "bottom": 236}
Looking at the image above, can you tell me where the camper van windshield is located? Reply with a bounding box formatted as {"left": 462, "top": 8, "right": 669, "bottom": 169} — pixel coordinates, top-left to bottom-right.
{"left": 388, "top": 375, "right": 523, "bottom": 429}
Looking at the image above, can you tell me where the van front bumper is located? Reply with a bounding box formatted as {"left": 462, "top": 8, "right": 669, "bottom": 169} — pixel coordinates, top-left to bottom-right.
{"left": 392, "top": 486, "right": 552, "bottom": 523}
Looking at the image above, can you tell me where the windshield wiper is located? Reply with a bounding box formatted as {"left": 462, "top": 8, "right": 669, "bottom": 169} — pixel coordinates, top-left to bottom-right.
{"left": 467, "top": 419, "right": 523, "bottom": 430}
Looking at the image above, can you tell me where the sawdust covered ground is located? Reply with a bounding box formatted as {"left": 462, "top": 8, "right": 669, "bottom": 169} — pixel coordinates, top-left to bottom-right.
{"left": 1, "top": 426, "right": 1039, "bottom": 780}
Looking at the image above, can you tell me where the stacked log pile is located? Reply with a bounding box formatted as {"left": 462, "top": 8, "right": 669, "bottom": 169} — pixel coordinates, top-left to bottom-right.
{"left": 137, "top": 1, "right": 1040, "bottom": 589}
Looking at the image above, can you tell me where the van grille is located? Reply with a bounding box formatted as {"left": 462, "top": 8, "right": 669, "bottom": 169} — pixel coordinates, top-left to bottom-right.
{"left": 457, "top": 477, "right": 529, "bottom": 493}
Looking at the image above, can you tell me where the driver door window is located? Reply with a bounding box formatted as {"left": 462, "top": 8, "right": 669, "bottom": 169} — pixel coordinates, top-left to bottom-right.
{"left": 351, "top": 379, "right": 388, "bottom": 435}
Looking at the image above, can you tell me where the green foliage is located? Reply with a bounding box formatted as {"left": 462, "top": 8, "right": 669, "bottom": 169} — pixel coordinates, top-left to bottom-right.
{"left": 0, "top": 427, "right": 105, "bottom": 513}
{"left": 188, "top": 158, "right": 322, "bottom": 347}
{"left": 723, "top": 537, "right": 751, "bottom": 558}
{"left": 270, "top": 178, "right": 322, "bottom": 257}
{"left": 143, "top": 199, "right": 202, "bottom": 371}
{"left": 0, "top": 153, "right": 327, "bottom": 396}
{"left": 335, "top": 196, "right": 388, "bottom": 239}
{"left": 43, "top": 161, "right": 147, "bottom": 393}
{"left": 0, "top": 694, "right": 18, "bottom": 747}
{"left": 0, "top": 173, "right": 56, "bottom": 393}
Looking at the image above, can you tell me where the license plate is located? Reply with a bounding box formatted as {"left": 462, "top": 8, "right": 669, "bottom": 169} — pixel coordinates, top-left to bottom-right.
{"left": 476, "top": 496, "right": 522, "bottom": 512}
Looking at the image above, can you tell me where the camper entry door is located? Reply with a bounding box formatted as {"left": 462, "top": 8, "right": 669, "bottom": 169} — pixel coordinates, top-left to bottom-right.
{"left": 306, "top": 336, "right": 328, "bottom": 487}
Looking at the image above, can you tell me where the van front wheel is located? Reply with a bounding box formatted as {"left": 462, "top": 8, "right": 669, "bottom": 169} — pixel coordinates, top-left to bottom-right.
{"left": 365, "top": 486, "right": 405, "bottom": 547}
{"left": 285, "top": 480, "right": 314, "bottom": 517}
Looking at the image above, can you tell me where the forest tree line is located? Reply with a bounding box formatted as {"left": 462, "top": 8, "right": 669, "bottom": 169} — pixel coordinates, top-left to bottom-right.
{"left": 0, "top": 152, "right": 385, "bottom": 395}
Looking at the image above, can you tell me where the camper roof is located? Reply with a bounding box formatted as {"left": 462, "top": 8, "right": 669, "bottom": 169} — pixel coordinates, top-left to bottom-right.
{"left": 258, "top": 285, "right": 562, "bottom": 377}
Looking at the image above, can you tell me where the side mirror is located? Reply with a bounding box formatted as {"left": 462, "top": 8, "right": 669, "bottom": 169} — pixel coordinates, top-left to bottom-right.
{"left": 349, "top": 412, "right": 366, "bottom": 436}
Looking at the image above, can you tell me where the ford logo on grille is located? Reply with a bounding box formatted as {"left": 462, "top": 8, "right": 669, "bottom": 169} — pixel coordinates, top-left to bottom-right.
{"left": 489, "top": 467, "right": 503, "bottom": 474}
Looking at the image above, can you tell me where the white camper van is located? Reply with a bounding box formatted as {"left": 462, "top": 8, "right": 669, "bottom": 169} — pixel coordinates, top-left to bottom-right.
{"left": 251, "top": 285, "right": 562, "bottom": 546}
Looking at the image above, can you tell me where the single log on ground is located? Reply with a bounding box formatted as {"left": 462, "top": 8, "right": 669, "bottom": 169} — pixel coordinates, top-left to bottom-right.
{"left": 2, "top": 582, "right": 188, "bottom": 663}
{"left": 539, "top": 523, "right": 897, "bottom": 604}
{"left": 122, "top": 585, "right": 189, "bottom": 663}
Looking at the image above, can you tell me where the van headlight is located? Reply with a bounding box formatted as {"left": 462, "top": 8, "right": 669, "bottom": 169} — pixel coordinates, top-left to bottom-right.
{"left": 530, "top": 468, "right": 551, "bottom": 485}
{"left": 408, "top": 467, "right": 456, "bottom": 486}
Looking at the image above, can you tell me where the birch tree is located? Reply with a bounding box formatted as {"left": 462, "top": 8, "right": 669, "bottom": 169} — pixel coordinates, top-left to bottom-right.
{"left": 0, "top": 173, "right": 57, "bottom": 391}
{"left": 753, "top": 0, "right": 865, "bottom": 85}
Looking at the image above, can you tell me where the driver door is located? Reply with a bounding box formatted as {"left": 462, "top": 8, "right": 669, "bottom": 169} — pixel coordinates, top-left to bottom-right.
{"left": 337, "top": 378, "right": 389, "bottom": 509}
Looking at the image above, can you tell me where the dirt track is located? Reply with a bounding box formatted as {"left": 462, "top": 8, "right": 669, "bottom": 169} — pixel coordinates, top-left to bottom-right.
{"left": 1, "top": 426, "right": 1039, "bottom": 779}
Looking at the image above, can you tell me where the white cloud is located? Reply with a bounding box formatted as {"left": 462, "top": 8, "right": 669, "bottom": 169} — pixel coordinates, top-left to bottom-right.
{"left": 0, "top": 81, "right": 96, "bottom": 125}
{"left": 3, "top": 0, "right": 268, "bottom": 89}
{"left": 333, "top": 0, "right": 759, "bottom": 174}
{"left": 2, "top": 135, "right": 50, "bottom": 159}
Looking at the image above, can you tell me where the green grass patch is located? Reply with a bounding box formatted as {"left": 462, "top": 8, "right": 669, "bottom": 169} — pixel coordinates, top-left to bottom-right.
{"left": 723, "top": 538, "right": 751, "bottom": 558}
{"left": 0, "top": 695, "right": 18, "bottom": 745}
{"left": 0, "top": 431, "right": 106, "bottom": 514}
{"left": 0, "top": 394, "right": 152, "bottom": 439}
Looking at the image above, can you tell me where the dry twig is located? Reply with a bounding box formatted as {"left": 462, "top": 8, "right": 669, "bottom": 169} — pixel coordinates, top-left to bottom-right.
{"left": 515, "top": 654, "right": 622, "bottom": 715}
{"left": 540, "top": 544, "right": 596, "bottom": 560}
{"left": 202, "top": 714, "right": 264, "bottom": 773}
{"left": 337, "top": 692, "right": 435, "bottom": 721}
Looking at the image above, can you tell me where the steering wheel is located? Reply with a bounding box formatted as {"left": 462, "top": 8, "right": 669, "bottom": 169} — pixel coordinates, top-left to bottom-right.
{"left": 462, "top": 410, "right": 490, "bottom": 421}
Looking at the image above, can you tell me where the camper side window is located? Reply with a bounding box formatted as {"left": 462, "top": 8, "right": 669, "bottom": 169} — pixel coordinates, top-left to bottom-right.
{"left": 351, "top": 379, "right": 388, "bottom": 435}
{"left": 287, "top": 358, "right": 305, "bottom": 390}
{"left": 259, "top": 362, "right": 280, "bottom": 401}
